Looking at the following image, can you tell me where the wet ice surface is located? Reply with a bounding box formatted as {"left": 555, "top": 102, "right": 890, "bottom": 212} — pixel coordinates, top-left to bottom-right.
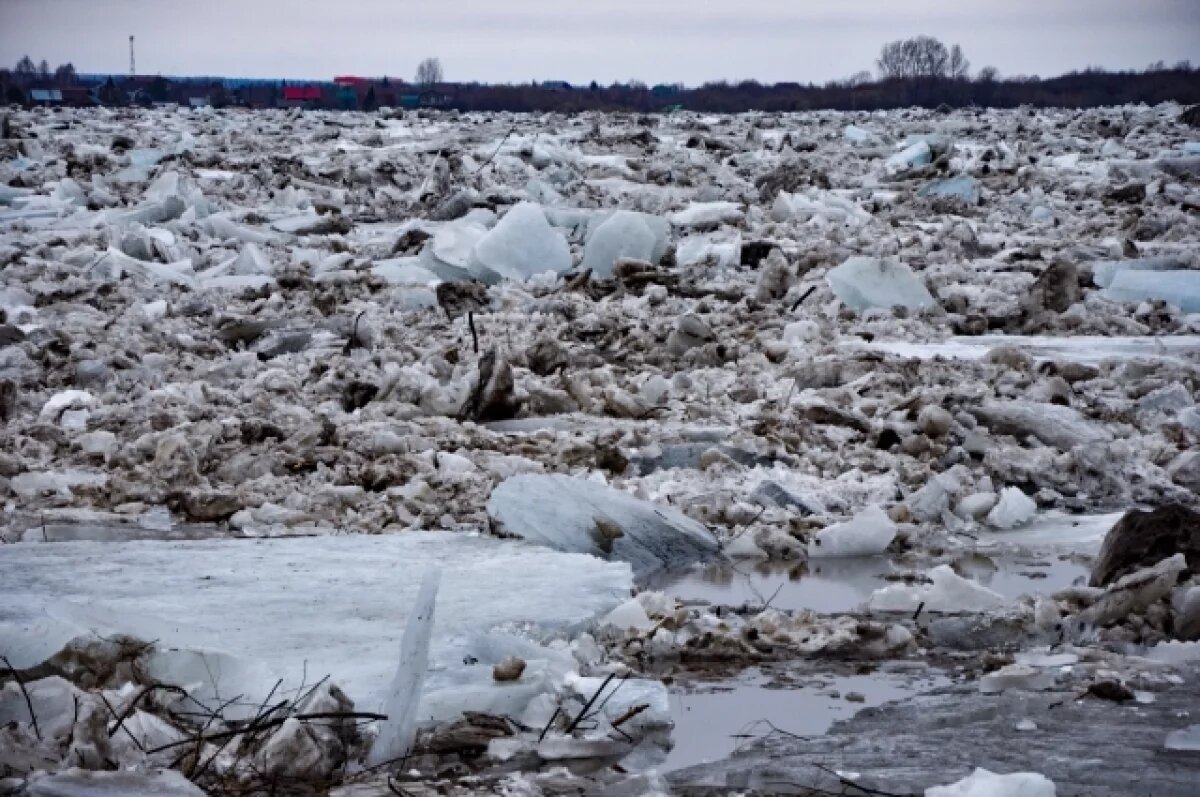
{"left": 664, "top": 665, "right": 950, "bottom": 772}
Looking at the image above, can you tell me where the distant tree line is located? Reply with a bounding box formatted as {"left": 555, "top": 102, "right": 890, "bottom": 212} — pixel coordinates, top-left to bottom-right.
{"left": 2, "top": 38, "right": 1198, "bottom": 113}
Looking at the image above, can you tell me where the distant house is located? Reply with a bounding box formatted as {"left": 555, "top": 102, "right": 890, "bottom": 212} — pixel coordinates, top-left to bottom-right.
{"left": 282, "top": 85, "right": 323, "bottom": 107}
{"left": 30, "top": 89, "right": 63, "bottom": 105}
{"left": 60, "top": 87, "right": 95, "bottom": 107}
{"left": 418, "top": 90, "right": 454, "bottom": 108}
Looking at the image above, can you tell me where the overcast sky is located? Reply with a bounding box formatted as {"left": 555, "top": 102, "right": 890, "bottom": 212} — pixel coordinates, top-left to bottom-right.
{"left": 3, "top": 0, "right": 1198, "bottom": 85}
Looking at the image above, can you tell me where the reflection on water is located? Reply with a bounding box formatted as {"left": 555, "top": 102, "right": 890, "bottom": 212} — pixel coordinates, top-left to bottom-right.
{"left": 653, "top": 553, "right": 1089, "bottom": 614}
{"left": 664, "top": 665, "right": 948, "bottom": 772}
{"left": 649, "top": 557, "right": 892, "bottom": 613}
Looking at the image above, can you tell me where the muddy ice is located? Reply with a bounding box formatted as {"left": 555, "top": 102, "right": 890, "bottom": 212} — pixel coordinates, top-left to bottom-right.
{"left": 1, "top": 102, "right": 1199, "bottom": 795}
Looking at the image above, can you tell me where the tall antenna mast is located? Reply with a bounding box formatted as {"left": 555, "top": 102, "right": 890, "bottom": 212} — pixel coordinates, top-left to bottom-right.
{"left": 129, "top": 35, "right": 135, "bottom": 76}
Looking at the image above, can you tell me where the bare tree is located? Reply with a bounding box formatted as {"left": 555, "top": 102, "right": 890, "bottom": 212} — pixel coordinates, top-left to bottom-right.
{"left": 949, "top": 45, "right": 971, "bottom": 80}
{"left": 14, "top": 56, "right": 36, "bottom": 77}
{"left": 415, "top": 57, "right": 443, "bottom": 87}
{"left": 54, "top": 63, "right": 76, "bottom": 85}
{"left": 37, "top": 59, "right": 50, "bottom": 80}
{"left": 977, "top": 66, "right": 1000, "bottom": 82}
{"left": 877, "top": 36, "right": 952, "bottom": 80}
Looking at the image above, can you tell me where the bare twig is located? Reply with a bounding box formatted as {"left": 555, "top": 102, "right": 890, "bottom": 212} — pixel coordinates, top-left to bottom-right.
{"left": 147, "top": 711, "right": 388, "bottom": 754}
{"left": 610, "top": 703, "right": 649, "bottom": 728}
{"left": 467, "top": 311, "right": 479, "bottom": 354}
{"left": 790, "top": 285, "right": 818, "bottom": 311}
{"left": 106, "top": 683, "right": 188, "bottom": 737}
{"left": 538, "top": 706, "right": 561, "bottom": 743}
{"left": 98, "top": 691, "right": 144, "bottom": 751}
{"left": 911, "top": 601, "right": 925, "bottom": 622}
{"left": 473, "top": 125, "right": 517, "bottom": 175}
{"left": 1, "top": 655, "right": 41, "bottom": 741}
{"left": 565, "top": 673, "right": 616, "bottom": 734}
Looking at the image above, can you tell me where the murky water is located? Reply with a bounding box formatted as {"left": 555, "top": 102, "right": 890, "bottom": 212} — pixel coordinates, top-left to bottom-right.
{"left": 664, "top": 665, "right": 949, "bottom": 772}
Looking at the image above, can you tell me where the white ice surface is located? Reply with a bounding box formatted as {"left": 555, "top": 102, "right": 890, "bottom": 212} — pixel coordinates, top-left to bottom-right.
{"left": 865, "top": 564, "right": 1006, "bottom": 613}
{"left": 853, "top": 335, "right": 1200, "bottom": 366}
{"left": 925, "top": 767, "right": 1057, "bottom": 797}
{"left": 0, "top": 532, "right": 632, "bottom": 719}
{"left": 808, "top": 505, "right": 897, "bottom": 558}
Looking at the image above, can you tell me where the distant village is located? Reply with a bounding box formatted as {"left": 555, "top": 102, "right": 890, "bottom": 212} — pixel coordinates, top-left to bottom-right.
{"left": 2, "top": 48, "right": 1197, "bottom": 114}
{"left": 0, "top": 56, "right": 465, "bottom": 111}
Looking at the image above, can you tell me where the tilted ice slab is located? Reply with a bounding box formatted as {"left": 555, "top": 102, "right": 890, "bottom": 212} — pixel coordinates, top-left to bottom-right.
{"left": 0, "top": 532, "right": 632, "bottom": 720}
{"left": 487, "top": 474, "right": 720, "bottom": 577}
{"left": 827, "top": 257, "right": 935, "bottom": 313}
{"left": 581, "top": 210, "right": 669, "bottom": 278}
{"left": 853, "top": 335, "right": 1200, "bottom": 366}
{"left": 469, "top": 202, "right": 572, "bottom": 283}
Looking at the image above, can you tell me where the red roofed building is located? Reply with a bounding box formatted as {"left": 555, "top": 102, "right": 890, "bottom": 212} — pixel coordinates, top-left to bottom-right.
{"left": 282, "top": 85, "right": 322, "bottom": 105}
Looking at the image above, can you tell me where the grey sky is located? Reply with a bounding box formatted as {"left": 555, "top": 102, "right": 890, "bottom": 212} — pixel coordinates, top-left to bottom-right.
{"left": 2, "top": 0, "right": 1198, "bottom": 85}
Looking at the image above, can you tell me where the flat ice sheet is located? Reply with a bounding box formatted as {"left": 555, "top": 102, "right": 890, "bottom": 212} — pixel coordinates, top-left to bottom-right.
{"left": 0, "top": 531, "right": 632, "bottom": 711}
{"left": 853, "top": 335, "right": 1200, "bottom": 366}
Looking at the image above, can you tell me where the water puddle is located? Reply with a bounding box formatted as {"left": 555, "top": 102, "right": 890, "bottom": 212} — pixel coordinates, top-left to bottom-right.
{"left": 664, "top": 665, "right": 948, "bottom": 772}
{"left": 652, "top": 553, "right": 1088, "bottom": 614}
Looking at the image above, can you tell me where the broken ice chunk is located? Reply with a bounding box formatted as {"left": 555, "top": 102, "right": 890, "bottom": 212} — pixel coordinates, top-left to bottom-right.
{"left": 1091, "top": 256, "right": 1188, "bottom": 289}
{"left": 986, "top": 487, "right": 1037, "bottom": 530}
{"left": 21, "top": 769, "right": 206, "bottom": 797}
{"left": 978, "top": 664, "right": 1057, "bottom": 694}
{"left": 581, "top": 211, "right": 667, "bottom": 278}
{"left": 843, "top": 125, "right": 876, "bottom": 145}
{"left": 918, "top": 175, "right": 980, "bottom": 204}
{"left": 884, "top": 140, "right": 932, "bottom": 174}
{"left": 925, "top": 767, "right": 1057, "bottom": 797}
{"left": 1103, "top": 269, "right": 1200, "bottom": 313}
{"left": 1164, "top": 724, "right": 1200, "bottom": 752}
{"left": 808, "top": 505, "right": 896, "bottom": 558}
{"left": 865, "top": 565, "right": 1006, "bottom": 613}
{"left": 469, "top": 202, "right": 571, "bottom": 283}
{"left": 826, "top": 256, "right": 935, "bottom": 314}
{"left": 369, "top": 570, "right": 440, "bottom": 766}
{"left": 486, "top": 474, "right": 719, "bottom": 576}
{"left": 972, "top": 401, "right": 1113, "bottom": 449}
{"left": 669, "top": 201, "right": 744, "bottom": 228}
{"left": 676, "top": 231, "right": 741, "bottom": 268}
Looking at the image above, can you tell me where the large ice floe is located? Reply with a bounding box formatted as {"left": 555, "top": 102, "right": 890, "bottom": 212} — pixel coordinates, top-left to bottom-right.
{"left": 0, "top": 532, "right": 632, "bottom": 722}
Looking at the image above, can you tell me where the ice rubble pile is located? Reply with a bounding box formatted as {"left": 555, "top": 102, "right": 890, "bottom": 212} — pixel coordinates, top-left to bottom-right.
{"left": 2, "top": 101, "right": 1200, "bottom": 793}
